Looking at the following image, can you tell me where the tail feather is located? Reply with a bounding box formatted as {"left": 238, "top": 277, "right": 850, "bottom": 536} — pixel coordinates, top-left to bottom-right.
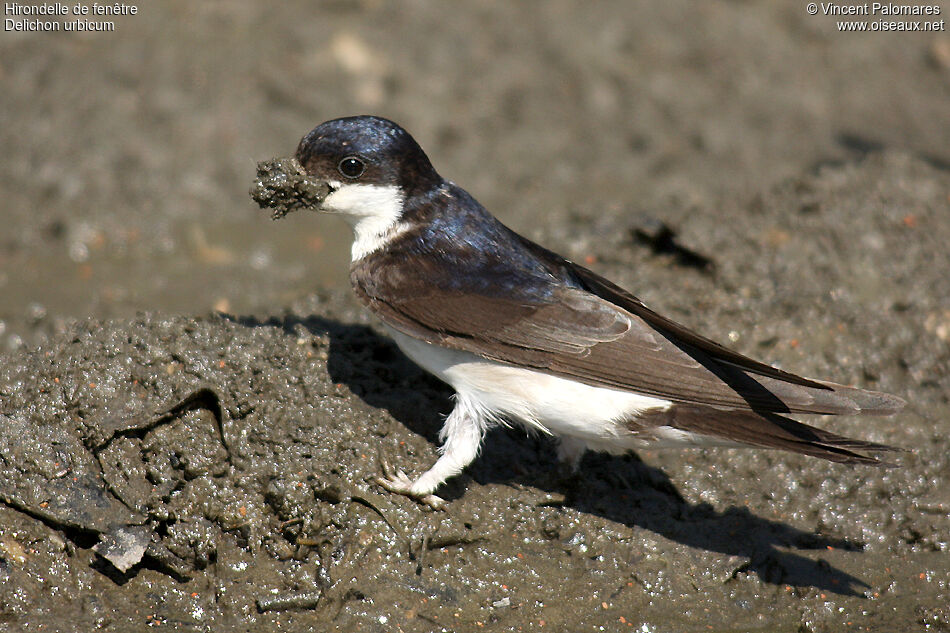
{"left": 714, "top": 367, "right": 907, "bottom": 416}
{"left": 654, "top": 405, "right": 901, "bottom": 465}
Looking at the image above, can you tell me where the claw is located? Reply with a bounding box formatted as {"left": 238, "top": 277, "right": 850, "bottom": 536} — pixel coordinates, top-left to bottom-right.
{"left": 378, "top": 457, "right": 398, "bottom": 480}
{"left": 374, "top": 466, "right": 446, "bottom": 510}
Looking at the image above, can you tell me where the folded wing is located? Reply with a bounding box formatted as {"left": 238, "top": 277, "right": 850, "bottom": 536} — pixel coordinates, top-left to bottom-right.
{"left": 351, "top": 228, "right": 905, "bottom": 417}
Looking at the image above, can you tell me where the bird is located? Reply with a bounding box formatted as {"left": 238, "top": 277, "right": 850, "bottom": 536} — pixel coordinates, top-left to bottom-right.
{"left": 280, "top": 115, "right": 904, "bottom": 509}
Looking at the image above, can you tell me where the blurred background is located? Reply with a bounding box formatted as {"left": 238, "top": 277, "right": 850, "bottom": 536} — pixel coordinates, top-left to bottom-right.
{"left": 2, "top": 0, "right": 949, "bottom": 350}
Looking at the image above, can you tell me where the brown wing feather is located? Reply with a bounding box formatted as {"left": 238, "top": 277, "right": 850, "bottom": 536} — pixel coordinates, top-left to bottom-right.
{"left": 351, "top": 234, "right": 904, "bottom": 416}
{"left": 518, "top": 238, "right": 905, "bottom": 415}
{"left": 637, "top": 405, "right": 899, "bottom": 464}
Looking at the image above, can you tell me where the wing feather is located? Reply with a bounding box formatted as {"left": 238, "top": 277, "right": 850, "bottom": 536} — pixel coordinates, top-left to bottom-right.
{"left": 351, "top": 220, "right": 904, "bottom": 416}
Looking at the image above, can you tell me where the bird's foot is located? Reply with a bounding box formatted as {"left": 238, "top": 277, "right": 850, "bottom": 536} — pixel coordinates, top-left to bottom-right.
{"left": 375, "top": 460, "right": 446, "bottom": 510}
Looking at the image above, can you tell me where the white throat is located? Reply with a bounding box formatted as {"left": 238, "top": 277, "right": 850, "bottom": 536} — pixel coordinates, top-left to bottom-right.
{"left": 321, "top": 181, "right": 407, "bottom": 261}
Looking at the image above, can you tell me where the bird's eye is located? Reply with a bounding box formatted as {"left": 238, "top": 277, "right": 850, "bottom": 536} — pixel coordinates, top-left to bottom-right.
{"left": 338, "top": 156, "right": 366, "bottom": 179}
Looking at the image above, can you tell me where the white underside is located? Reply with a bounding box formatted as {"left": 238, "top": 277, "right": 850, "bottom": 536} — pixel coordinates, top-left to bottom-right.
{"left": 386, "top": 326, "right": 676, "bottom": 447}
{"left": 381, "top": 327, "right": 743, "bottom": 496}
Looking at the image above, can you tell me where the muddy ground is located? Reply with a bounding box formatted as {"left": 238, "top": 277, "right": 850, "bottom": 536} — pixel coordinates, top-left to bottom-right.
{"left": 2, "top": 2, "right": 949, "bottom": 632}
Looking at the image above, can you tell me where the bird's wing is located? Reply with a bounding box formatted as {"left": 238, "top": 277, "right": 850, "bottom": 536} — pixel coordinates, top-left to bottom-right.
{"left": 521, "top": 237, "right": 904, "bottom": 415}
{"left": 351, "top": 237, "right": 904, "bottom": 416}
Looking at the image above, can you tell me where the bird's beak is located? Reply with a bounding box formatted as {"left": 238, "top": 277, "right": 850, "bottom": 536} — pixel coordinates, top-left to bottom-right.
{"left": 250, "top": 157, "right": 330, "bottom": 220}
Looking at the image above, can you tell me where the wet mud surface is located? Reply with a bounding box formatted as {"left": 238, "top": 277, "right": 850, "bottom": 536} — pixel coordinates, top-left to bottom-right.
{"left": 2, "top": 2, "right": 950, "bottom": 632}
{"left": 1, "top": 152, "right": 948, "bottom": 632}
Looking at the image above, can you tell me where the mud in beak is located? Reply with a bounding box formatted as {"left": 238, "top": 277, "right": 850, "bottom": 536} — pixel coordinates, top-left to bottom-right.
{"left": 250, "top": 157, "right": 330, "bottom": 220}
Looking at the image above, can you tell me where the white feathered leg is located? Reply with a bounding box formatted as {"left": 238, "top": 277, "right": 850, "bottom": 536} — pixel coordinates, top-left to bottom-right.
{"left": 556, "top": 436, "right": 588, "bottom": 473}
{"left": 376, "top": 393, "right": 489, "bottom": 509}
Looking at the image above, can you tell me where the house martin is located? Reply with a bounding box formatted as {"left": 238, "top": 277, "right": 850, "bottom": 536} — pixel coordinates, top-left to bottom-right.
{"left": 255, "top": 115, "right": 904, "bottom": 509}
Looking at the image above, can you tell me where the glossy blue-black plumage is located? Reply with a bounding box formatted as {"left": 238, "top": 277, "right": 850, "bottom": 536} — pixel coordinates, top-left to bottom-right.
{"left": 403, "top": 183, "right": 573, "bottom": 303}
{"left": 297, "top": 116, "right": 440, "bottom": 197}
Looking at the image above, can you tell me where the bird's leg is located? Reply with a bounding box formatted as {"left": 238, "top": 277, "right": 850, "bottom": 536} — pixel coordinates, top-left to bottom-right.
{"left": 556, "top": 436, "right": 587, "bottom": 472}
{"left": 376, "top": 395, "right": 487, "bottom": 510}
{"left": 556, "top": 436, "right": 587, "bottom": 479}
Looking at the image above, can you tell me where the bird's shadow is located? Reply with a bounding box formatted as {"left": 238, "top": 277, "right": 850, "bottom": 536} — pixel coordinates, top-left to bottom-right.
{"left": 235, "top": 312, "right": 870, "bottom": 597}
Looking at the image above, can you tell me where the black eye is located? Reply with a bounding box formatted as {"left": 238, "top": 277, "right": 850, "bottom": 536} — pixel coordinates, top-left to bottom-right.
{"left": 338, "top": 156, "right": 366, "bottom": 179}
